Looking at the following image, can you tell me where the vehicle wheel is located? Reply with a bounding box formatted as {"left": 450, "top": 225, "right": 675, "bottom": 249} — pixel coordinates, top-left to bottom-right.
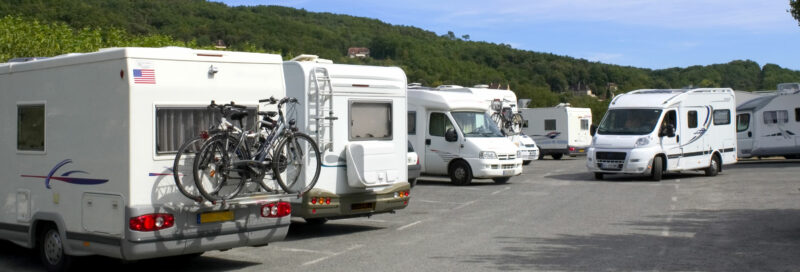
{"left": 305, "top": 218, "right": 328, "bottom": 225}
{"left": 449, "top": 160, "right": 473, "bottom": 186}
{"left": 492, "top": 177, "right": 510, "bottom": 184}
{"left": 409, "top": 178, "right": 417, "bottom": 187}
{"left": 193, "top": 136, "right": 246, "bottom": 202}
{"left": 491, "top": 112, "right": 503, "bottom": 130}
{"left": 551, "top": 153, "right": 563, "bottom": 160}
{"left": 39, "top": 226, "right": 72, "bottom": 272}
{"left": 594, "top": 172, "right": 604, "bottom": 180}
{"left": 523, "top": 160, "right": 532, "bottom": 165}
{"left": 173, "top": 136, "right": 206, "bottom": 202}
{"left": 273, "top": 133, "right": 321, "bottom": 194}
{"left": 651, "top": 156, "right": 663, "bottom": 181}
{"left": 705, "top": 155, "right": 720, "bottom": 177}
{"left": 538, "top": 153, "right": 544, "bottom": 160}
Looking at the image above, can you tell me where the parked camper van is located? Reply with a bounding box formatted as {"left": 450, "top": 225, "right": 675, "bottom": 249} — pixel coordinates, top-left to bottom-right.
{"left": 407, "top": 89, "right": 523, "bottom": 185}
{"left": 437, "top": 85, "right": 538, "bottom": 164}
{"left": 0, "top": 47, "right": 292, "bottom": 270}
{"left": 282, "top": 55, "right": 410, "bottom": 224}
{"left": 736, "top": 83, "right": 800, "bottom": 159}
{"left": 587, "top": 88, "right": 737, "bottom": 181}
{"left": 520, "top": 104, "right": 592, "bottom": 159}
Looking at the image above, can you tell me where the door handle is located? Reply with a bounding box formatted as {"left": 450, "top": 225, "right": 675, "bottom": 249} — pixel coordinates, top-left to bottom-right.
{"left": 425, "top": 139, "right": 431, "bottom": 145}
{"left": 748, "top": 131, "right": 752, "bottom": 138}
{"left": 676, "top": 135, "right": 680, "bottom": 142}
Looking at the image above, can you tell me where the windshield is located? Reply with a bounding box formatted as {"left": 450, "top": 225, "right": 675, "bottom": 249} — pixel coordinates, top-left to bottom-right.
{"left": 452, "top": 112, "right": 504, "bottom": 137}
{"left": 597, "top": 109, "right": 663, "bottom": 135}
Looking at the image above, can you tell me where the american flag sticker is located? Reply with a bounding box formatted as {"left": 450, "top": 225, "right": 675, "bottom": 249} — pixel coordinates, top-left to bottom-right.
{"left": 133, "top": 69, "right": 156, "bottom": 84}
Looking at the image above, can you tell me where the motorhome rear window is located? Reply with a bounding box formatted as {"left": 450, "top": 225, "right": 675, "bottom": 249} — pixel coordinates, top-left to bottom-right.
{"left": 155, "top": 107, "right": 256, "bottom": 153}
{"left": 580, "top": 119, "right": 589, "bottom": 130}
{"left": 349, "top": 102, "right": 392, "bottom": 141}
{"left": 737, "top": 114, "right": 750, "bottom": 132}
{"left": 544, "top": 119, "right": 557, "bottom": 130}
{"left": 712, "top": 109, "right": 730, "bottom": 125}
{"left": 763, "top": 110, "right": 788, "bottom": 124}
{"left": 688, "top": 111, "right": 698, "bottom": 128}
{"left": 408, "top": 111, "right": 416, "bottom": 135}
{"left": 17, "top": 104, "right": 45, "bottom": 151}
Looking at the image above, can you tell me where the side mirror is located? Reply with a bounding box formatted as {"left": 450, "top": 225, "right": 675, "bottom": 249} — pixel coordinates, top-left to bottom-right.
{"left": 445, "top": 128, "right": 458, "bottom": 142}
{"left": 659, "top": 124, "right": 676, "bottom": 138}
{"left": 590, "top": 124, "right": 597, "bottom": 136}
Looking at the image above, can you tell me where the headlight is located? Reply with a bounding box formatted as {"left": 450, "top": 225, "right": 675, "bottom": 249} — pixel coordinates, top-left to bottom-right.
{"left": 479, "top": 151, "right": 497, "bottom": 160}
{"left": 635, "top": 136, "right": 650, "bottom": 147}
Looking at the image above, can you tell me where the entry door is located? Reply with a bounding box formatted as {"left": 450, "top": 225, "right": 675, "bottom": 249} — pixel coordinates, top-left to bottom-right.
{"left": 679, "top": 106, "right": 709, "bottom": 169}
{"left": 658, "top": 110, "right": 681, "bottom": 169}
{"left": 736, "top": 112, "right": 754, "bottom": 157}
{"left": 425, "top": 112, "right": 460, "bottom": 175}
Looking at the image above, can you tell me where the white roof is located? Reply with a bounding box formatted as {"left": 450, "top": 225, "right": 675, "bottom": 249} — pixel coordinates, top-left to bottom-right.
{"left": 407, "top": 89, "right": 487, "bottom": 112}
{"left": 0, "top": 47, "right": 282, "bottom": 75}
{"left": 284, "top": 60, "right": 406, "bottom": 95}
{"left": 610, "top": 88, "right": 734, "bottom": 108}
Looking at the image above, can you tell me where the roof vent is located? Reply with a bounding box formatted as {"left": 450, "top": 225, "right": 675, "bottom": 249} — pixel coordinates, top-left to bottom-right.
{"left": 8, "top": 57, "right": 48, "bottom": 63}
{"left": 290, "top": 54, "right": 333, "bottom": 64}
{"left": 473, "top": 84, "right": 489, "bottom": 88}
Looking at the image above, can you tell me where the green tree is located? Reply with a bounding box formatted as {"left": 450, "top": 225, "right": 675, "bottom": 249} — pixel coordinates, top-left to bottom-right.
{"left": 791, "top": 0, "right": 800, "bottom": 26}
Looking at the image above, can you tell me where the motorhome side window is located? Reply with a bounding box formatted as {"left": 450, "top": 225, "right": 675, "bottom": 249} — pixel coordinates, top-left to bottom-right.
{"left": 661, "top": 110, "right": 677, "bottom": 131}
{"left": 155, "top": 107, "right": 255, "bottom": 153}
{"left": 796, "top": 108, "right": 800, "bottom": 122}
{"left": 408, "top": 111, "right": 416, "bottom": 135}
{"left": 580, "top": 119, "right": 589, "bottom": 130}
{"left": 712, "top": 109, "right": 730, "bottom": 125}
{"left": 687, "top": 111, "right": 698, "bottom": 128}
{"left": 17, "top": 104, "right": 45, "bottom": 151}
{"left": 350, "top": 102, "right": 392, "bottom": 140}
{"left": 429, "top": 112, "right": 453, "bottom": 137}
{"left": 736, "top": 114, "right": 750, "bottom": 132}
{"left": 763, "top": 110, "right": 788, "bottom": 124}
{"left": 544, "top": 119, "right": 556, "bottom": 130}
{"left": 523, "top": 120, "right": 529, "bottom": 128}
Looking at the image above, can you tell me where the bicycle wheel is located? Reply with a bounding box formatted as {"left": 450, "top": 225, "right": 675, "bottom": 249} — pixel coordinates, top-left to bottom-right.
{"left": 172, "top": 135, "right": 206, "bottom": 202}
{"left": 491, "top": 112, "right": 503, "bottom": 130}
{"left": 272, "top": 133, "right": 321, "bottom": 194}
{"left": 193, "top": 135, "right": 247, "bottom": 202}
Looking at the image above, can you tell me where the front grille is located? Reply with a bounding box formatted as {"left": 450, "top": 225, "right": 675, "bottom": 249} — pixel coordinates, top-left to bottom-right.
{"left": 596, "top": 160, "right": 624, "bottom": 171}
{"left": 502, "top": 164, "right": 516, "bottom": 169}
{"left": 498, "top": 154, "right": 515, "bottom": 160}
{"left": 596, "top": 152, "right": 626, "bottom": 160}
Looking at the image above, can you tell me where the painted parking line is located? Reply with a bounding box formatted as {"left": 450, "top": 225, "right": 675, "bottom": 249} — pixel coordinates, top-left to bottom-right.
{"left": 302, "top": 244, "right": 364, "bottom": 266}
{"left": 397, "top": 220, "right": 422, "bottom": 231}
{"left": 491, "top": 186, "right": 511, "bottom": 195}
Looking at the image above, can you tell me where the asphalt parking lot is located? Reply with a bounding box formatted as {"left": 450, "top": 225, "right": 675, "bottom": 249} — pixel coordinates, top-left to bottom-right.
{"left": 3, "top": 157, "right": 800, "bottom": 271}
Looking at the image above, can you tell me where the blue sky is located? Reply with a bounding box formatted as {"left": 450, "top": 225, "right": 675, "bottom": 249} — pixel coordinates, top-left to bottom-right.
{"left": 219, "top": 0, "right": 800, "bottom": 71}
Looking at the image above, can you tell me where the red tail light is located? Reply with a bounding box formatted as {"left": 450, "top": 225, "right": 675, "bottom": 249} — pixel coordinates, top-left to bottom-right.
{"left": 261, "top": 202, "right": 291, "bottom": 218}
{"left": 568, "top": 147, "right": 575, "bottom": 152}
{"left": 130, "top": 213, "right": 174, "bottom": 231}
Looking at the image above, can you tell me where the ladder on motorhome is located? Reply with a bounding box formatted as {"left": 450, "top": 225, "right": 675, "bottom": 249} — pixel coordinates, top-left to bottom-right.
{"left": 308, "top": 67, "right": 336, "bottom": 152}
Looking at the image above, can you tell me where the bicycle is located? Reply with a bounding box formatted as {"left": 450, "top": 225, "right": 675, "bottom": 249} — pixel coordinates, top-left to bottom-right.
{"left": 192, "top": 97, "right": 321, "bottom": 202}
{"left": 490, "top": 99, "right": 524, "bottom": 135}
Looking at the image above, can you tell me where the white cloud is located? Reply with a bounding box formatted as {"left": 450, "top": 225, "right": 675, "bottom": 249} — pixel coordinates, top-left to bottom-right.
{"left": 585, "top": 52, "right": 623, "bottom": 62}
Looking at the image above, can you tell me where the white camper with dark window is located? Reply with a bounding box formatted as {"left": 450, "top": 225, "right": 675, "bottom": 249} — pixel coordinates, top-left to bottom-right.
{"left": 282, "top": 56, "right": 410, "bottom": 225}
{"left": 519, "top": 105, "right": 592, "bottom": 159}
{"left": 587, "top": 88, "right": 737, "bottom": 181}
{"left": 736, "top": 83, "right": 800, "bottom": 159}
{"left": 0, "top": 47, "right": 292, "bottom": 270}
{"left": 407, "top": 89, "right": 523, "bottom": 185}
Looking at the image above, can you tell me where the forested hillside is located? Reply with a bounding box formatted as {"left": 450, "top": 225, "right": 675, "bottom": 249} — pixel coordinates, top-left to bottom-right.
{"left": 2, "top": 0, "right": 799, "bottom": 120}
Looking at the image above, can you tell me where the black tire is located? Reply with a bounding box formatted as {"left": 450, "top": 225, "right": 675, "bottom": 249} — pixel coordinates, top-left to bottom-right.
{"left": 594, "top": 172, "right": 604, "bottom": 180}
{"left": 538, "top": 153, "right": 545, "bottom": 160}
{"left": 492, "top": 177, "right": 510, "bottom": 184}
{"left": 705, "top": 155, "right": 720, "bottom": 177}
{"left": 523, "top": 160, "right": 532, "bottom": 165}
{"left": 305, "top": 218, "right": 328, "bottom": 225}
{"left": 273, "top": 133, "right": 321, "bottom": 194}
{"left": 651, "top": 156, "right": 663, "bottom": 181}
{"left": 39, "top": 225, "right": 72, "bottom": 272}
{"left": 193, "top": 135, "right": 247, "bottom": 202}
{"left": 551, "top": 153, "right": 563, "bottom": 160}
{"left": 449, "top": 160, "right": 473, "bottom": 185}
{"left": 173, "top": 136, "right": 206, "bottom": 202}
{"left": 409, "top": 178, "right": 417, "bottom": 187}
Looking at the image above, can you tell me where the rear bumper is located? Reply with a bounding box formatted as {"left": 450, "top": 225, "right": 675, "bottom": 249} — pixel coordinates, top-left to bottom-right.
{"left": 293, "top": 182, "right": 410, "bottom": 219}
{"left": 519, "top": 148, "right": 539, "bottom": 161}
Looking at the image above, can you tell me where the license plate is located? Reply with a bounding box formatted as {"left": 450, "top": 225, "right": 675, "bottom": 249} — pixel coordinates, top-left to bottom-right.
{"left": 351, "top": 202, "right": 375, "bottom": 212}
{"left": 197, "top": 210, "right": 234, "bottom": 224}
{"left": 503, "top": 170, "right": 514, "bottom": 176}
{"left": 579, "top": 149, "right": 585, "bottom": 153}
{"left": 600, "top": 163, "right": 619, "bottom": 169}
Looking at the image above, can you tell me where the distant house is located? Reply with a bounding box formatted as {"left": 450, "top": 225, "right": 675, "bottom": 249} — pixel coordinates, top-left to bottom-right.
{"left": 214, "top": 39, "right": 227, "bottom": 49}
{"left": 570, "top": 82, "right": 595, "bottom": 97}
{"left": 347, "top": 47, "right": 370, "bottom": 58}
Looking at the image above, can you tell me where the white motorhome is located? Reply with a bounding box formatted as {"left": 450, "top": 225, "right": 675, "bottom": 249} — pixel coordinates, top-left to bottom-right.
{"left": 520, "top": 104, "right": 592, "bottom": 159}
{"left": 587, "top": 88, "right": 737, "bottom": 181}
{"left": 407, "top": 89, "right": 523, "bottom": 185}
{"left": 736, "top": 83, "right": 800, "bottom": 159}
{"left": 282, "top": 56, "right": 410, "bottom": 224}
{"left": 437, "top": 85, "right": 539, "bottom": 164}
{"left": 0, "top": 47, "right": 292, "bottom": 270}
